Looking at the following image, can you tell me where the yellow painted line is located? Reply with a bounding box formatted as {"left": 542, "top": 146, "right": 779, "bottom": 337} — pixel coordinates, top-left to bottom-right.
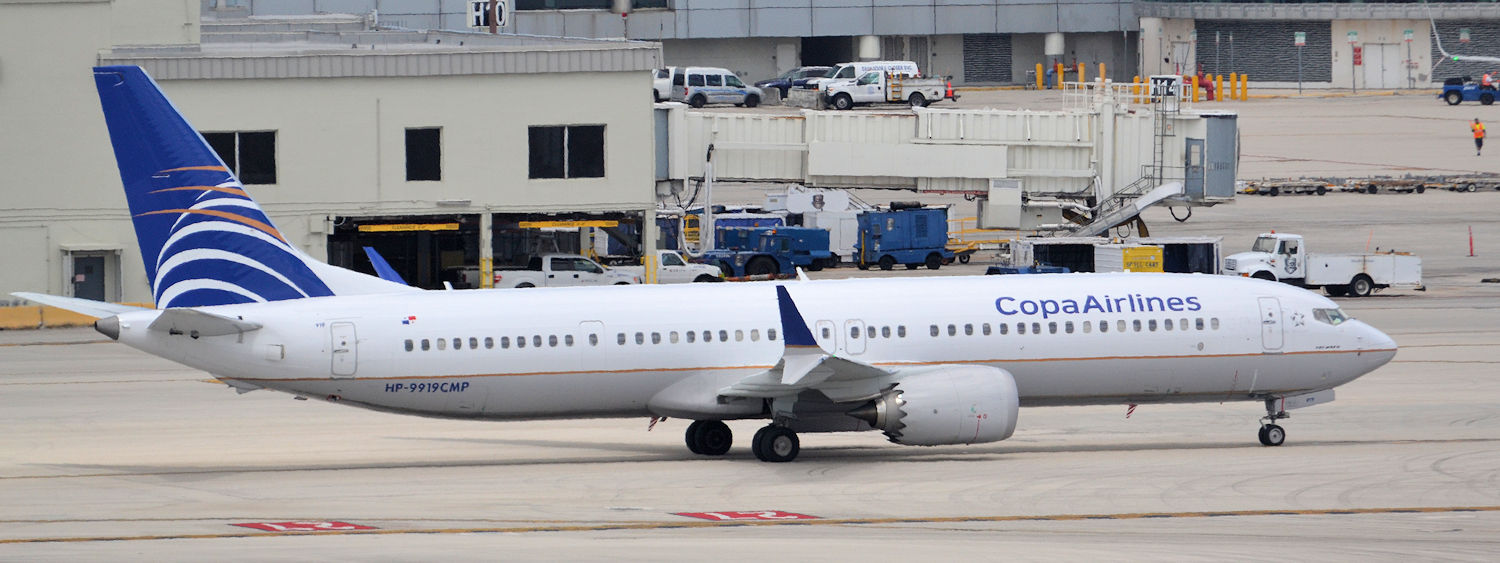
{"left": 1, "top": 506, "right": 1495, "bottom": 544}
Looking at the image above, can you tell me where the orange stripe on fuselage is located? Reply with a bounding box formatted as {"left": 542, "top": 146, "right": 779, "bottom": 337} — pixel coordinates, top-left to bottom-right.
{"left": 133, "top": 209, "right": 286, "bottom": 243}
{"left": 244, "top": 348, "right": 1395, "bottom": 383}
{"left": 149, "top": 185, "right": 249, "bottom": 198}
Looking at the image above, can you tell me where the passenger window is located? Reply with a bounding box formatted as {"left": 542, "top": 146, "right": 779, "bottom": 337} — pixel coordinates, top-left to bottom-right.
{"left": 850, "top": 326, "right": 861, "bottom": 339}
{"left": 1132, "top": 320, "right": 1142, "bottom": 332}
{"left": 982, "top": 323, "right": 991, "bottom": 336}
{"left": 751, "top": 329, "right": 760, "bottom": 342}
{"left": 882, "top": 326, "right": 891, "bottom": 338}
{"left": 719, "top": 330, "right": 729, "bottom": 342}
{"left": 437, "top": 338, "right": 447, "bottom": 350}
{"left": 998, "top": 323, "right": 1008, "bottom": 335}
{"left": 1018, "top": 323, "right": 1027, "bottom": 335}
{"left": 452, "top": 338, "right": 461, "bottom": 350}
{"left": 635, "top": 332, "right": 645, "bottom": 345}
{"left": 1065, "top": 321, "right": 1074, "bottom": 334}
{"left": 735, "top": 330, "right": 744, "bottom": 342}
{"left": 617, "top": 333, "right": 626, "bottom": 345}
{"left": 703, "top": 330, "right": 713, "bottom": 342}
{"left": 725, "top": 75, "right": 746, "bottom": 87}
{"left": 1099, "top": 320, "right": 1108, "bottom": 333}
{"left": 421, "top": 338, "right": 430, "bottom": 351}
{"left": 897, "top": 326, "right": 906, "bottom": 338}
{"left": 651, "top": 332, "right": 661, "bottom": 344}
{"left": 1212, "top": 318, "right": 1221, "bottom": 330}
{"left": 1082, "top": 321, "right": 1091, "bottom": 334}
{"left": 1048, "top": 322, "right": 1057, "bottom": 334}
{"left": 964, "top": 324, "right": 973, "bottom": 336}
{"left": 867, "top": 326, "right": 876, "bottom": 339}
{"left": 670, "top": 331, "right": 680, "bottom": 344}
{"left": 930, "top": 325, "right": 939, "bottom": 337}
{"left": 1196, "top": 318, "right": 1205, "bottom": 330}
{"left": 404, "top": 339, "right": 413, "bottom": 352}
{"left": 517, "top": 336, "right": 526, "bottom": 349}
{"left": 769, "top": 328, "right": 778, "bottom": 341}
{"left": 485, "top": 337, "right": 494, "bottom": 349}
{"left": 706, "top": 74, "right": 723, "bottom": 87}
{"left": 947, "top": 324, "right": 957, "bottom": 336}
{"left": 1164, "top": 319, "right": 1174, "bottom": 331}
{"left": 548, "top": 335, "right": 558, "bottom": 347}
{"left": 469, "top": 337, "right": 479, "bottom": 349}
{"left": 565, "top": 334, "right": 574, "bottom": 346}
{"left": 502, "top": 336, "right": 511, "bottom": 349}
{"left": 1032, "top": 322, "right": 1041, "bottom": 334}
{"left": 533, "top": 335, "right": 542, "bottom": 348}
{"left": 822, "top": 327, "right": 832, "bottom": 339}
{"left": 588, "top": 334, "right": 598, "bottom": 346}
{"left": 1118, "top": 320, "right": 1127, "bottom": 332}
{"left": 1180, "top": 318, "right": 1188, "bottom": 329}
{"left": 687, "top": 331, "right": 696, "bottom": 343}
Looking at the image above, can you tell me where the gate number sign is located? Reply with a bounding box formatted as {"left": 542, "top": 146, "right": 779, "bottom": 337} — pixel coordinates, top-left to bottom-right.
{"left": 233, "top": 521, "right": 377, "bottom": 532}
{"left": 675, "top": 511, "right": 820, "bottom": 521}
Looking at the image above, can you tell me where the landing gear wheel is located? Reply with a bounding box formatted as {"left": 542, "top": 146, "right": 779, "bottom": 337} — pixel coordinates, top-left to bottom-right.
{"left": 1258, "top": 424, "right": 1286, "bottom": 447}
{"left": 686, "top": 420, "right": 732, "bottom": 456}
{"left": 752, "top": 425, "right": 800, "bottom": 462}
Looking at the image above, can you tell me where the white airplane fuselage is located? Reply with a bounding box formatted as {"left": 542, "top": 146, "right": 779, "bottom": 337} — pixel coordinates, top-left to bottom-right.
{"left": 108, "top": 273, "right": 1396, "bottom": 422}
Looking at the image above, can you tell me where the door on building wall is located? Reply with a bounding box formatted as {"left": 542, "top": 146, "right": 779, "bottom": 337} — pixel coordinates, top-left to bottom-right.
{"left": 71, "top": 255, "right": 106, "bottom": 301}
{"left": 1170, "top": 42, "right": 1194, "bottom": 76}
{"left": 1184, "top": 138, "right": 1206, "bottom": 199}
{"left": 882, "top": 36, "right": 930, "bottom": 76}
{"left": 1362, "top": 44, "right": 1403, "bottom": 89}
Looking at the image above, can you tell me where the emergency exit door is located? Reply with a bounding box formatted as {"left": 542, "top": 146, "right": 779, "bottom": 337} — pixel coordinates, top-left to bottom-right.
{"left": 1257, "top": 297, "right": 1283, "bottom": 351}
{"left": 331, "top": 322, "right": 358, "bottom": 377}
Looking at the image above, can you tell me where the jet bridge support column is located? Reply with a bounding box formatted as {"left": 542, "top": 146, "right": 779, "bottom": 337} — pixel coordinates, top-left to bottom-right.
{"left": 479, "top": 212, "right": 494, "bottom": 289}
{"left": 642, "top": 207, "right": 658, "bottom": 284}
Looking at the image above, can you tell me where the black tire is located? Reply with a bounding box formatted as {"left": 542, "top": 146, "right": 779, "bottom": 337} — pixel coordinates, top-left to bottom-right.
{"left": 716, "top": 260, "right": 735, "bottom": 278}
{"left": 856, "top": 262, "right": 870, "bottom": 271}
{"left": 690, "top": 94, "right": 707, "bottom": 108}
{"left": 878, "top": 256, "right": 896, "bottom": 271}
{"left": 1446, "top": 91, "right": 1463, "bottom": 105}
{"left": 905, "top": 263, "right": 920, "bottom": 270}
{"left": 958, "top": 254, "right": 971, "bottom": 264}
{"left": 653, "top": 91, "right": 662, "bottom": 103}
{"left": 908, "top": 93, "right": 927, "bottom": 108}
{"left": 827, "top": 254, "right": 841, "bottom": 268}
{"left": 1467, "top": 183, "right": 1479, "bottom": 192}
{"left": 750, "top": 426, "right": 769, "bottom": 460}
{"left": 1251, "top": 271, "right": 1276, "bottom": 282}
{"left": 752, "top": 426, "right": 800, "bottom": 462}
{"left": 1366, "top": 185, "right": 1379, "bottom": 195}
{"left": 1416, "top": 185, "right": 1427, "bottom": 194}
{"left": 693, "top": 420, "right": 733, "bottom": 456}
{"left": 1349, "top": 274, "right": 1374, "bottom": 297}
{"left": 1325, "top": 285, "right": 1349, "bottom": 297}
{"left": 925, "top": 253, "right": 942, "bottom": 270}
{"left": 1483, "top": 93, "right": 1495, "bottom": 105}
{"left": 778, "top": 86, "right": 790, "bottom": 99}
{"left": 515, "top": 282, "right": 536, "bottom": 288}
{"left": 685, "top": 421, "right": 706, "bottom": 454}
{"left": 832, "top": 93, "right": 853, "bottom": 110}
{"left": 745, "top": 95, "right": 760, "bottom": 108}
{"left": 1259, "top": 424, "right": 1286, "bottom": 447}
{"left": 693, "top": 274, "right": 719, "bottom": 283}
{"left": 746, "top": 256, "right": 779, "bottom": 276}
{"left": 1315, "top": 185, "right": 1327, "bottom": 196}
{"left": 1268, "top": 186, "right": 1279, "bottom": 197}
{"left": 805, "top": 260, "right": 822, "bottom": 272}
{"left": 614, "top": 282, "right": 631, "bottom": 285}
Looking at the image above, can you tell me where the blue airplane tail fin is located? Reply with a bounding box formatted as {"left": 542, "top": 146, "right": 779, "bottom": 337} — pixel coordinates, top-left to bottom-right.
{"left": 92, "top": 66, "right": 411, "bottom": 308}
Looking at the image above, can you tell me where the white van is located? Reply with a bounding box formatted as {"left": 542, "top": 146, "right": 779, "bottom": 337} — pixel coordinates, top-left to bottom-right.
{"left": 809, "top": 60, "right": 922, "bottom": 90}
{"left": 670, "top": 67, "right": 764, "bottom": 108}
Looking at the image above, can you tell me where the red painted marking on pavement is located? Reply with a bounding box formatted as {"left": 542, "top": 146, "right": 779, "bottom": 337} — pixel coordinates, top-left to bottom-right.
{"left": 674, "top": 511, "right": 819, "bottom": 521}
{"left": 232, "top": 521, "right": 377, "bottom": 532}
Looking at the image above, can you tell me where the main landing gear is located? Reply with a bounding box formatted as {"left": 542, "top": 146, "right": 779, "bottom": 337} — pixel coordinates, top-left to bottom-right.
{"left": 1258, "top": 402, "right": 1289, "bottom": 447}
{"left": 683, "top": 421, "right": 802, "bottom": 462}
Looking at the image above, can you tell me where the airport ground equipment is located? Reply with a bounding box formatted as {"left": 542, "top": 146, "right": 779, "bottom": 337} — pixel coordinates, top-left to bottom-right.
{"left": 1242, "top": 179, "right": 1332, "bottom": 196}
{"left": 1222, "top": 233, "right": 1423, "bottom": 297}
{"left": 1440, "top": 175, "right": 1500, "bottom": 192}
{"left": 822, "top": 71, "right": 955, "bottom": 110}
{"left": 1440, "top": 77, "right": 1496, "bottom": 105}
{"left": 855, "top": 206, "right": 955, "bottom": 271}
{"left": 1341, "top": 177, "right": 1432, "bottom": 194}
{"left": 701, "top": 227, "right": 833, "bottom": 277}
{"left": 1010, "top": 236, "right": 1221, "bottom": 275}
{"left": 614, "top": 250, "right": 724, "bottom": 284}
{"left": 491, "top": 254, "right": 639, "bottom": 288}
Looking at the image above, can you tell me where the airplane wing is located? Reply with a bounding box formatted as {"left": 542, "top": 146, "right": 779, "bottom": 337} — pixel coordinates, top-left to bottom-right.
{"left": 718, "top": 286, "right": 894, "bottom": 403}
{"left": 10, "top": 292, "right": 150, "bottom": 318}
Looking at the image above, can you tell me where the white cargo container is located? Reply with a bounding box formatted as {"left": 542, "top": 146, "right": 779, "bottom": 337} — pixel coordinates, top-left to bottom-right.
{"left": 1222, "top": 233, "right": 1423, "bottom": 297}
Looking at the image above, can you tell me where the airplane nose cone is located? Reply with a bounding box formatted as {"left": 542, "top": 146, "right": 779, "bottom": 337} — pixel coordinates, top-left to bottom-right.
{"left": 1355, "top": 321, "right": 1397, "bottom": 364}
{"left": 95, "top": 316, "right": 120, "bottom": 340}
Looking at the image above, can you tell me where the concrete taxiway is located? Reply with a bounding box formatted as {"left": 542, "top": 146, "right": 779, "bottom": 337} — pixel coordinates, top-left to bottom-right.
{"left": 5, "top": 100, "right": 1500, "bottom": 560}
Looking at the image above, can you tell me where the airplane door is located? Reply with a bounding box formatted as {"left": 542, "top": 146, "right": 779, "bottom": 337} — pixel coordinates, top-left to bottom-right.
{"left": 814, "top": 319, "right": 839, "bottom": 353}
{"left": 1258, "top": 297, "right": 1283, "bottom": 351}
{"left": 330, "top": 322, "right": 358, "bottom": 377}
{"left": 844, "top": 320, "right": 866, "bottom": 355}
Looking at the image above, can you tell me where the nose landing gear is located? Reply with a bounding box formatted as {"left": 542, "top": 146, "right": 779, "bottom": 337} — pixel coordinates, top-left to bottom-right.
{"left": 1258, "top": 401, "right": 1289, "bottom": 446}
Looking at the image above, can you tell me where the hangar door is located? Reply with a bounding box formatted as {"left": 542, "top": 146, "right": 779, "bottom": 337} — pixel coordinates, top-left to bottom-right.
{"left": 1362, "top": 44, "right": 1405, "bottom": 89}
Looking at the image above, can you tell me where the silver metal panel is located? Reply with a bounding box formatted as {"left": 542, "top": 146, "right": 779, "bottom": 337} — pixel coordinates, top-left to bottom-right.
{"left": 1056, "top": 3, "right": 1121, "bottom": 32}
{"left": 753, "top": 9, "right": 814, "bottom": 37}
{"left": 1204, "top": 114, "right": 1237, "bottom": 199}
{"left": 685, "top": 0, "right": 750, "bottom": 9}
{"left": 751, "top": 0, "right": 812, "bottom": 8}
{"left": 103, "top": 45, "right": 663, "bottom": 80}
{"left": 250, "top": 0, "right": 316, "bottom": 15}
{"left": 873, "top": 7, "right": 936, "bottom": 36}
{"left": 994, "top": 6, "right": 1058, "bottom": 34}
{"left": 810, "top": 7, "right": 874, "bottom": 36}
{"left": 625, "top": 11, "right": 678, "bottom": 40}
{"left": 936, "top": 6, "right": 997, "bottom": 34}
{"left": 873, "top": 0, "right": 931, "bottom": 6}
{"left": 812, "top": 0, "right": 873, "bottom": 8}
{"left": 686, "top": 10, "right": 750, "bottom": 38}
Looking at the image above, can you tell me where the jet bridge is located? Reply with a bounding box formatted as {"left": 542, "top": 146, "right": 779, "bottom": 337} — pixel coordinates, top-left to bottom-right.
{"left": 654, "top": 78, "right": 1236, "bottom": 236}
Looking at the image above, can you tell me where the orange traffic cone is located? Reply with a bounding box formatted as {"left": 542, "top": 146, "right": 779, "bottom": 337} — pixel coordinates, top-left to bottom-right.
{"left": 945, "top": 80, "right": 958, "bottom": 101}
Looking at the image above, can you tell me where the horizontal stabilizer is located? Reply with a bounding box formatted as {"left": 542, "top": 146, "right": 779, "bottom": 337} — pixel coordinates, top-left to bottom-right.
{"left": 10, "top": 292, "right": 149, "bottom": 319}
{"left": 148, "top": 308, "right": 263, "bottom": 337}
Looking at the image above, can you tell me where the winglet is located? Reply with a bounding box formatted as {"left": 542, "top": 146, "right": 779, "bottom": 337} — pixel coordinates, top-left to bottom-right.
{"left": 362, "top": 247, "right": 408, "bottom": 285}
{"left": 776, "top": 285, "right": 818, "bottom": 348}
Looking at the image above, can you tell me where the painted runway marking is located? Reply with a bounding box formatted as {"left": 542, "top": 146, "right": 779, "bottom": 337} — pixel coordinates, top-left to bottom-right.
{"left": 232, "top": 521, "right": 376, "bottom": 532}
{"left": 675, "top": 511, "right": 819, "bottom": 521}
{"left": 2, "top": 506, "right": 1496, "bottom": 545}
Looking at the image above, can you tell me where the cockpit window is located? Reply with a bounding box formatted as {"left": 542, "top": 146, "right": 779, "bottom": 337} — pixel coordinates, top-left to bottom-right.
{"left": 1313, "top": 308, "right": 1349, "bottom": 326}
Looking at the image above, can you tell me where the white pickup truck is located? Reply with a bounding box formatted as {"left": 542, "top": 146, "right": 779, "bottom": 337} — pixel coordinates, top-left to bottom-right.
{"left": 824, "top": 70, "right": 953, "bottom": 110}
{"left": 492, "top": 254, "right": 639, "bottom": 288}
{"left": 1222, "top": 233, "right": 1423, "bottom": 297}
{"left": 614, "top": 250, "right": 724, "bottom": 284}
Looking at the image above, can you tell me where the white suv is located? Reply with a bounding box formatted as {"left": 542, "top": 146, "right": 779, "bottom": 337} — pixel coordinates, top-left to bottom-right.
{"left": 671, "top": 67, "right": 763, "bottom": 108}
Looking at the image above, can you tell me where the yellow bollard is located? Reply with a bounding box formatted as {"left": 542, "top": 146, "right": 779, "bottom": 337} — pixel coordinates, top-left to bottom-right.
{"left": 1035, "top": 63, "right": 1045, "bottom": 90}
{"left": 1239, "top": 73, "right": 1248, "bottom": 100}
{"left": 1192, "top": 74, "right": 1200, "bottom": 103}
{"left": 1055, "top": 63, "right": 1064, "bottom": 89}
{"left": 1229, "top": 73, "right": 1238, "bottom": 100}
{"left": 1132, "top": 76, "right": 1142, "bottom": 104}
{"left": 1077, "top": 62, "right": 1086, "bottom": 84}
{"left": 1215, "top": 74, "right": 1223, "bottom": 101}
{"left": 1099, "top": 63, "right": 1106, "bottom": 82}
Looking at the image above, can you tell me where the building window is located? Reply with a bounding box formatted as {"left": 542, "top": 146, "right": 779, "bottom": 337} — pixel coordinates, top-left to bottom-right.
{"left": 405, "top": 127, "right": 441, "bottom": 181}
{"left": 528, "top": 125, "right": 605, "bottom": 179}
{"left": 203, "top": 131, "right": 277, "bottom": 184}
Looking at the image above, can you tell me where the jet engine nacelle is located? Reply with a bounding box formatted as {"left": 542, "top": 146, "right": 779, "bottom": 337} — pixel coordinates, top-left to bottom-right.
{"left": 849, "top": 366, "right": 1019, "bottom": 446}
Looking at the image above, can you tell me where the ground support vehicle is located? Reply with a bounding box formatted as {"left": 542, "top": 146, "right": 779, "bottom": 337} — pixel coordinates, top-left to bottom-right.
{"left": 945, "top": 216, "right": 1010, "bottom": 264}
{"left": 493, "top": 254, "right": 639, "bottom": 288}
{"left": 614, "top": 250, "right": 724, "bottom": 284}
{"left": 671, "top": 67, "right": 764, "bottom": 108}
{"left": 1222, "top": 232, "right": 1423, "bottom": 297}
{"left": 855, "top": 207, "right": 955, "bottom": 271}
{"left": 1342, "top": 177, "right": 1432, "bottom": 194}
{"left": 701, "top": 227, "right": 833, "bottom": 278}
{"left": 823, "top": 71, "right": 955, "bottom": 110}
{"left": 1441, "top": 78, "right": 1497, "bottom": 105}
{"left": 1442, "top": 175, "right": 1500, "bottom": 192}
{"left": 1243, "top": 179, "right": 1331, "bottom": 196}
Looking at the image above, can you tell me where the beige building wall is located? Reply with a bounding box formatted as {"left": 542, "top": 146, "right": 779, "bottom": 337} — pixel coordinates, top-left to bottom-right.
{"left": 1332, "top": 20, "right": 1431, "bottom": 90}
{"left": 1138, "top": 17, "right": 1197, "bottom": 78}
{"left": 111, "top": 0, "right": 199, "bottom": 46}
